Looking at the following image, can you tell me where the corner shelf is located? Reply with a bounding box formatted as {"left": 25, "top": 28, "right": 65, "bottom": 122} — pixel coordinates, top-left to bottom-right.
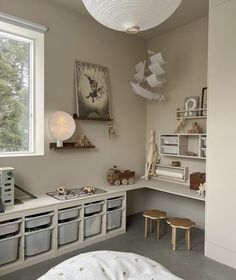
{"left": 176, "top": 108, "right": 207, "bottom": 120}
{"left": 160, "top": 134, "right": 206, "bottom": 160}
{"left": 49, "top": 142, "right": 95, "bottom": 150}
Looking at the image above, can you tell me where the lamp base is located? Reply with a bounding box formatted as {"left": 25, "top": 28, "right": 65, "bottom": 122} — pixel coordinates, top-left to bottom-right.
{"left": 56, "top": 140, "right": 63, "bottom": 147}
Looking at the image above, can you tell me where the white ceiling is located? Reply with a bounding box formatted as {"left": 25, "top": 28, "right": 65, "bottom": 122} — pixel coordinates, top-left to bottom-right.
{"left": 49, "top": 0, "right": 209, "bottom": 39}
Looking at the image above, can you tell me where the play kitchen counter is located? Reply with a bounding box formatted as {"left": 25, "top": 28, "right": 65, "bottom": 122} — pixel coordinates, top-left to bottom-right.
{"left": 0, "top": 180, "right": 204, "bottom": 276}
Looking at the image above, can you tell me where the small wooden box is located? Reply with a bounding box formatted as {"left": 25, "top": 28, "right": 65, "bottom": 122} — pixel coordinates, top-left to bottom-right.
{"left": 190, "top": 172, "right": 206, "bottom": 190}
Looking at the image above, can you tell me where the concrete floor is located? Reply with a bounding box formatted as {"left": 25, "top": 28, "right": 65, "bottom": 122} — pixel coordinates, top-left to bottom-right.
{"left": 1, "top": 214, "right": 236, "bottom": 280}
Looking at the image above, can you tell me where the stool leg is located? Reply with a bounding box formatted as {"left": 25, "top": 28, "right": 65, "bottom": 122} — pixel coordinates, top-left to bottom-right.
{"left": 157, "top": 220, "right": 161, "bottom": 240}
{"left": 144, "top": 217, "right": 148, "bottom": 238}
{"left": 161, "top": 219, "right": 165, "bottom": 236}
{"left": 172, "top": 228, "right": 176, "bottom": 250}
{"left": 150, "top": 219, "right": 153, "bottom": 234}
{"left": 186, "top": 229, "right": 191, "bottom": 250}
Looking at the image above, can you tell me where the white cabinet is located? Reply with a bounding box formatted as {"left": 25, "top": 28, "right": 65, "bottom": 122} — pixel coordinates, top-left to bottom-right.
{"left": 160, "top": 134, "right": 207, "bottom": 160}
{"left": 0, "top": 191, "right": 126, "bottom": 276}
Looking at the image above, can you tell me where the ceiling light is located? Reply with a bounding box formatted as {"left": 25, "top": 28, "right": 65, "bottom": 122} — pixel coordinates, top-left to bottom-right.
{"left": 82, "top": 0, "right": 182, "bottom": 34}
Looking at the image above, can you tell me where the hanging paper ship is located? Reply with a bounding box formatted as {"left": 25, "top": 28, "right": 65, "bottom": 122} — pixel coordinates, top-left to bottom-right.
{"left": 130, "top": 50, "right": 167, "bottom": 101}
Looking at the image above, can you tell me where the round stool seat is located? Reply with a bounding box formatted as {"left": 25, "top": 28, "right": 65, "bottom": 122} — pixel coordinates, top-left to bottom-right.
{"left": 167, "top": 218, "right": 195, "bottom": 229}
{"left": 143, "top": 209, "right": 167, "bottom": 219}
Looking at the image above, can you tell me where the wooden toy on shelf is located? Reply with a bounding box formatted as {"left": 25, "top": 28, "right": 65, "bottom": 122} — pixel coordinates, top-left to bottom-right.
{"left": 188, "top": 122, "right": 202, "bottom": 134}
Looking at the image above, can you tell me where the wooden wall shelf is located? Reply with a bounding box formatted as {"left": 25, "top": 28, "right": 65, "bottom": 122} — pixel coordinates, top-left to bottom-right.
{"left": 50, "top": 142, "right": 95, "bottom": 150}
{"left": 73, "top": 113, "right": 112, "bottom": 122}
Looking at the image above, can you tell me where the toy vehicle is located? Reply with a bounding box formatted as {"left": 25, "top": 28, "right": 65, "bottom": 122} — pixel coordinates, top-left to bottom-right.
{"left": 107, "top": 166, "right": 135, "bottom": 185}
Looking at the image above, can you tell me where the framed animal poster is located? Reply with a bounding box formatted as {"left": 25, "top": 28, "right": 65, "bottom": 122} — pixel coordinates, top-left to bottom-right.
{"left": 75, "top": 61, "right": 112, "bottom": 121}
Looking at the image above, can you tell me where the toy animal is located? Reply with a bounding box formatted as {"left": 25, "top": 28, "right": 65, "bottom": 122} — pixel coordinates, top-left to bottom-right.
{"left": 197, "top": 183, "right": 206, "bottom": 197}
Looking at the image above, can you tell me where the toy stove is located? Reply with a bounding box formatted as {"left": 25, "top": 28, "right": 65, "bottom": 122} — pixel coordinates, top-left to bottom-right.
{"left": 47, "top": 187, "right": 106, "bottom": 201}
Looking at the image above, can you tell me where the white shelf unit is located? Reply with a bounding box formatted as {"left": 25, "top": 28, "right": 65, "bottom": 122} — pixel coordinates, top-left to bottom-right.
{"left": 176, "top": 108, "right": 207, "bottom": 120}
{"left": 0, "top": 191, "right": 126, "bottom": 276}
{"left": 160, "top": 134, "right": 207, "bottom": 160}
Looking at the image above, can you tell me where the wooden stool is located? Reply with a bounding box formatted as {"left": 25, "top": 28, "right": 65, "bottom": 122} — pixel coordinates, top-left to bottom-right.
{"left": 167, "top": 218, "right": 195, "bottom": 250}
{"left": 143, "top": 210, "right": 167, "bottom": 240}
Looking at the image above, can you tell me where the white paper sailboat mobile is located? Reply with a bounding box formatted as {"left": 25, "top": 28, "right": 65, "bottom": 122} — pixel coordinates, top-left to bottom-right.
{"left": 130, "top": 50, "right": 167, "bottom": 101}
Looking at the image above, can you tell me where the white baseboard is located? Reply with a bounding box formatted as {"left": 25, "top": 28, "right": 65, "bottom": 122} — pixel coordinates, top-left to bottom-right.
{"left": 205, "top": 241, "right": 236, "bottom": 269}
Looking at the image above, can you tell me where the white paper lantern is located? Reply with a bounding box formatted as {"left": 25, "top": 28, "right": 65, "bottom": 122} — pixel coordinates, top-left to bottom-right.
{"left": 82, "top": 0, "right": 182, "bottom": 34}
{"left": 48, "top": 111, "right": 76, "bottom": 147}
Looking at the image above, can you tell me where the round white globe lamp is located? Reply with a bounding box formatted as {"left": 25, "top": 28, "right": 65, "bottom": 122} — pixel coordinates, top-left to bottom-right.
{"left": 82, "top": 0, "right": 182, "bottom": 34}
{"left": 48, "top": 111, "right": 76, "bottom": 147}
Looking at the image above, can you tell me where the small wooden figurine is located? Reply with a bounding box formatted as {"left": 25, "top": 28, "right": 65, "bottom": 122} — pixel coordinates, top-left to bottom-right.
{"left": 141, "top": 130, "right": 160, "bottom": 180}
{"left": 188, "top": 122, "right": 202, "bottom": 134}
{"left": 75, "top": 135, "right": 93, "bottom": 147}
{"left": 108, "top": 121, "right": 115, "bottom": 139}
{"left": 175, "top": 116, "right": 186, "bottom": 134}
{"left": 83, "top": 186, "right": 96, "bottom": 194}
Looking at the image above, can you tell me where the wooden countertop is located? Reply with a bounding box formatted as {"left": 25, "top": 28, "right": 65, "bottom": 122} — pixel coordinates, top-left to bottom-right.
{"left": 0, "top": 179, "right": 205, "bottom": 217}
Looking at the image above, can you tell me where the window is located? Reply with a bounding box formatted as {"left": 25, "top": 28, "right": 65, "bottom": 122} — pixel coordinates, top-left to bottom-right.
{"left": 0, "top": 18, "right": 46, "bottom": 156}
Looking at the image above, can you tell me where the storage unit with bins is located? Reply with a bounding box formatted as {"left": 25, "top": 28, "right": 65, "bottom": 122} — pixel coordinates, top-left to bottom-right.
{"left": 0, "top": 190, "right": 126, "bottom": 276}
{"left": 160, "top": 134, "right": 207, "bottom": 160}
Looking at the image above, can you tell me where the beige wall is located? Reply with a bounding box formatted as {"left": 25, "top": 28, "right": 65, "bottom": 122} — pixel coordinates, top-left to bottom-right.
{"left": 206, "top": 0, "right": 236, "bottom": 268}
{"left": 0, "top": 0, "right": 147, "bottom": 211}
{"left": 145, "top": 17, "right": 208, "bottom": 228}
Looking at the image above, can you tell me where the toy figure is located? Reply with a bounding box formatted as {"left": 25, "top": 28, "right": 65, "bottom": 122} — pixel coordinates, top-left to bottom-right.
{"left": 141, "top": 130, "right": 160, "bottom": 180}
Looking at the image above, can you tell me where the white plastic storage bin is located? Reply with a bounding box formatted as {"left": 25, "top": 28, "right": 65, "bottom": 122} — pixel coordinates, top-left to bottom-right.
{"left": 107, "top": 197, "right": 123, "bottom": 210}
{"left": 0, "top": 219, "right": 21, "bottom": 236}
{"left": 84, "top": 201, "right": 104, "bottom": 215}
{"left": 162, "top": 136, "right": 178, "bottom": 145}
{"left": 84, "top": 213, "right": 103, "bottom": 238}
{"left": 0, "top": 233, "right": 22, "bottom": 265}
{"left": 107, "top": 209, "right": 122, "bottom": 230}
{"left": 58, "top": 219, "right": 80, "bottom": 246}
{"left": 58, "top": 206, "right": 81, "bottom": 221}
{"left": 162, "top": 146, "right": 178, "bottom": 155}
{"left": 25, "top": 212, "right": 53, "bottom": 229}
{"left": 202, "top": 148, "right": 206, "bottom": 157}
{"left": 25, "top": 226, "right": 53, "bottom": 257}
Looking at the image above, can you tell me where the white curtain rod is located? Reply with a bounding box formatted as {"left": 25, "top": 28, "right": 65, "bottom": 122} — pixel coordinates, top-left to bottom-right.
{"left": 0, "top": 12, "right": 48, "bottom": 33}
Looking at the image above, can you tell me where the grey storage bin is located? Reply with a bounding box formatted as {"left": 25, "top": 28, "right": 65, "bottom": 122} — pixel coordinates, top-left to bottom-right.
{"left": 58, "top": 206, "right": 81, "bottom": 221}
{"left": 84, "top": 213, "right": 103, "bottom": 238}
{"left": 25, "top": 226, "right": 53, "bottom": 257}
{"left": 0, "top": 233, "right": 22, "bottom": 265}
{"left": 25, "top": 212, "right": 53, "bottom": 229}
{"left": 107, "top": 197, "right": 123, "bottom": 210}
{"left": 84, "top": 201, "right": 104, "bottom": 215}
{"left": 58, "top": 219, "right": 80, "bottom": 246}
{"left": 0, "top": 219, "right": 22, "bottom": 236}
{"left": 107, "top": 209, "right": 123, "bottom": 230}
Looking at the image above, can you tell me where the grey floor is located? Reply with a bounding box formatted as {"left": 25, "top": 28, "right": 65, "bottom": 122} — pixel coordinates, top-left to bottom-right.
{"left": 1, "top": 214, "right": 236, "bottom": 280}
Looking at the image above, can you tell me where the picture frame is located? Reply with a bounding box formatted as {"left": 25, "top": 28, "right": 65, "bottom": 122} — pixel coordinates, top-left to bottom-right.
{"left": 74, "top": 61, "right": 112, "bottom": 121}
{"left": 184, "top": 96, "right": 199, "bottom": 117}
{"left": 201, "top": 87, "right": 207, "bottom": 116}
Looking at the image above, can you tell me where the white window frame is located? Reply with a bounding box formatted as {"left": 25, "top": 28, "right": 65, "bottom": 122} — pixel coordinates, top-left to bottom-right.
{"left": 0, "top": 21, "right": 45, "bottom": 157}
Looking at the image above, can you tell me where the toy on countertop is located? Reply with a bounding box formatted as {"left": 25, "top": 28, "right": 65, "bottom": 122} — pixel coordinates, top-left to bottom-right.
{"left": 83, "top": 186, "right": 96, "bottom": 194}
{"left": 57, "top": 186, "right": 68, "bottom": 195}
{"left": 197, "top": 183, "right": 206, "bottom": 197}
{"left": 107, "top": 166, "right": 135, "bottom": 186}
{"left": 188, "top": 122, "right": 202, "bottom": 134}
{"left": 141, "top": 130, "right": 160, "bottom": 180}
